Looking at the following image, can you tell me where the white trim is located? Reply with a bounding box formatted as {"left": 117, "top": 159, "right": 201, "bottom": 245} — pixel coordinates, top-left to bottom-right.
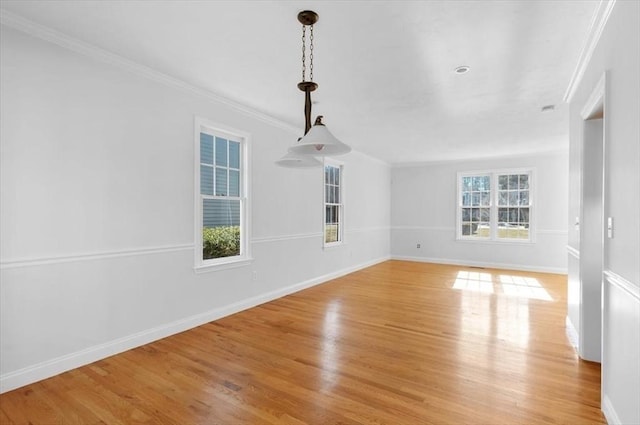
{"left": 346, "top": 226, "right": 390, "bottom": 234}
{"left": 603, "top": 269, "right": 640, "bottom": 301}
{"left": 193, "top": 258, "right": 253, "bottom": 274}
{"left": 194, "top": 117, "right": 252, "bottom": 271}
{"left": 250, "top": 227, "right": 389, "bottom": 245}
{"left": 456, "top": 168, "right": 535, "bottom": 243}
{"left": 581, "top": 73, "right": 606, "bottom": 119}
{"left": 391, "top": 255, "right": 567, "bottom": 275}
{"left": 0, "top": 244, "right": 193, "bottom": 269}
{"left": 0, "top": 255, "right": 390, "bottom": 394}
{"left": 602, "top": 395, "right": 623, "bottom": 425}
{"left": 251, "top": 232, "right": 323, "bottom": 244}
{"left": 391, "top": 149, "right": 569, "bottom": 168}
{"left": 566, "top": 245, "right": 581, "bottom": 260}
{"left": 564, "top": 0, "right": 617, "bottom": 103}
{"left": 392, "top": 225, "right": 454, "bottom": 232}
{"left": 391, "top": 226, "right": 566, "bottom": 236}
{"left": 0, "top": 9, "right": 300, "bottom": 136}
{"left": 323, "top": 159, "right": 345, "bottom": 248}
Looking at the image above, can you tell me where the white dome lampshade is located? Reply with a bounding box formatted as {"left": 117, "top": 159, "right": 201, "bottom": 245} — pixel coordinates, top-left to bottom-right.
{"left": 275, "top": 151, "right": 322, "bottom": 168}
{"left": 288, "top": 116, "right": 351, "bottom": 156}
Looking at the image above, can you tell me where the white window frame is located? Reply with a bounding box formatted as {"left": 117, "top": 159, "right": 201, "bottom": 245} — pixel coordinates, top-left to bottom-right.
{"left": 323, "top": 159, "right": 345, "bottom": 248}
{"left": 456, "top": 168, "right": 535, "bottom": 243}
{"left": 194, "top": 117, "right": 252, "bottom": 272}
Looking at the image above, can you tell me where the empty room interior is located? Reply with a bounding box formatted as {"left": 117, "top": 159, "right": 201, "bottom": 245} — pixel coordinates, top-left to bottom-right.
{"left": 1, "top": 1, "right": 639, "bottom": 424}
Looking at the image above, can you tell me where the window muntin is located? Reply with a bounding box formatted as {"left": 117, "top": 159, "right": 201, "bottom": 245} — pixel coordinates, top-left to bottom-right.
{"left": 457, "top": 170, "right": 533, "bottom": 242}
{"left": 196, "top": 119, "right": 250, "bottom": 269}
{"left": 324, "top": 163, "right": 343, "bottom": 246}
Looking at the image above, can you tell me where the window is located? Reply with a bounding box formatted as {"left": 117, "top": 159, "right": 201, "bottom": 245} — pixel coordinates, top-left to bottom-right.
{"left": 324, "top": 162, "right": 344, "bottom": 246}
{"left": 195, "top": 118, "right": 250, "bottom": 270}
{"left": 457, "top": 169, "right": 533, "bottom": 242}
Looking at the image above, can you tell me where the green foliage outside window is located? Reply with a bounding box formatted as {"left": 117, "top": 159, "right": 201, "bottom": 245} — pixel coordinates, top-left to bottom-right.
{"left": 203, "top": 226, "right": 240, "bottom": 259}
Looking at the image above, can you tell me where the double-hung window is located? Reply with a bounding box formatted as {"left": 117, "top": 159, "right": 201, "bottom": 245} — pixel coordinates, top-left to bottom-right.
{"left": 324, "top": 161, "right": 344, "bottom": 246}
{"left": 457, "top": 169, "right": 533, "bottom": 242}
{"left": 195, "top": 118, "right": 250, "bottom": 270}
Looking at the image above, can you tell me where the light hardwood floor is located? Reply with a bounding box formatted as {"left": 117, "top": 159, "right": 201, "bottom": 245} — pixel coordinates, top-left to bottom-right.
{"left": 0, "top": 261, "right": 606, "bottom": 424}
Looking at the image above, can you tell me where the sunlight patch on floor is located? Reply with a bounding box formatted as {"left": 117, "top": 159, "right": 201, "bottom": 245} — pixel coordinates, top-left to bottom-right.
{"left": 452, "top": 271, "right": 553, "bottom": 301}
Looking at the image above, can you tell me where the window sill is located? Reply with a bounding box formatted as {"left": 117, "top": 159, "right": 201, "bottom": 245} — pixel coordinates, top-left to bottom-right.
{"left": 323, "top": 241, "right": 345, "bottom": 250}
{"left": 194, "top": 257, "right": 253, "bottom": 274}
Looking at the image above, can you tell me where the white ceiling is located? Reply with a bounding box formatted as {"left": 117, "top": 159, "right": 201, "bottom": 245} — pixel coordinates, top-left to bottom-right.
{"left": 1, "top": 0, "right": 598, "bottom": 164}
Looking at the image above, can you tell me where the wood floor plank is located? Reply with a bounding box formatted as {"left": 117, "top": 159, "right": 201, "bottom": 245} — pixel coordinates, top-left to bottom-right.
{"left": 0, "top": 261, "right": 606, "bottom": 424}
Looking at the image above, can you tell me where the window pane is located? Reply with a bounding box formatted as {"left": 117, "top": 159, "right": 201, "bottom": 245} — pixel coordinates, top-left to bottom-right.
{"left": 519, "top": 190, "right": 529, "bottom": 206}
{"left": 519, "top": 208, "right": 530, "bottom": 223}
{"left": 215, "top": 167, "right": 227, "bottom": 196}
{"left": 498, "top": 208, "right": 508, "bottom": 222}
{"left": 480, "top": 208, "right": 490, "bottom": 221}
{"left": 200, "top": 133, "right": 214, "bottom": 165}
{"left": 498, "top": 175, "right": 508, "bottom": 190}
{"left": 202, "top": 199, "right": 241, "bottom": 259}
{"left": 477, "top": 222, "right": 490, "bottom": 237}
{"left": 498, "top": 191, "right": 508, "bottom": 206}
{"left": 472, "top": 177, "right": 482, "bottom": 191}
{"left": 326, "top": 218, "right": 339, "bottom": 243}
{"left": 509, "top": 208, "right": 518, "bottom": 222}
{"left": 335, "top": 167, "right": 340, "bottom": 185}
{"left": 200, "top": 165, "right": 214, "bottom": 196}
{"left": 481, "top": 191, "right": 490, "bottom": 206}
{"left": 462, "top": 224, "right": 471, "bottom": 236}
{"left": 462, "top": 208, "right": 470, "bottom": 222}
{"left": 519, "top": 174, "right": 529, "bottom": 189}
{"left": 463, "top": 177, "right": 472, "bottom": 190}
{"left": 508, "top": 174, "right": 519, "bottom": 190}
{"left": 462, "top": 193, "right": 471, "bottom": 206}
{"left": 215, "top": 137, "right": 228, "bottom": 166}
{"left": 472, "top": 193, "right": 480, "bottom": 206}
{"left": 509, "top": 191, "right": 518, "bottom": 206}
{"left": 471, "top": 208, "right": 480, "bottom": 221}
{"left": 481, "top": 176, "right": 490, "bottom": 190}
{"left": 229, "top": 141, "right": 240, "bottom": 169}
{"left": 203, "top": 199, "right": 240, "bottom": 228}
{"left": 325, "top": 166, "right": 330, "bottom": 183}
{"left": 229, "top": 170, "right": 240, "bottom": 197}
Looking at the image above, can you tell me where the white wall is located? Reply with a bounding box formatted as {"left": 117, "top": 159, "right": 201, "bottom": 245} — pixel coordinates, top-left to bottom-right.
{"left": 390, "top": 153, "right": 568, "bottom": 273}
{"left": 568, "top": 1, "right": 640, "bottom": 423}
{"left": 0, "top": 25, "right": 391, "bottom": 392}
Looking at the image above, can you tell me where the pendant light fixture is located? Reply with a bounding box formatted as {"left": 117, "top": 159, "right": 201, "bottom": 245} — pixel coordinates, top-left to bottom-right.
{"left": 276, "top": 10, "right": 350, "bottom": 168}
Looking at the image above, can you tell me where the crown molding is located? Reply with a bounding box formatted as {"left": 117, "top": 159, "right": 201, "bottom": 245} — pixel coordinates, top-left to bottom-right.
{"left": 563, "top": 0, "right": 617, "bottom": 103}
{"left": 0, "top": 9, "right": 300, "bottom": 135}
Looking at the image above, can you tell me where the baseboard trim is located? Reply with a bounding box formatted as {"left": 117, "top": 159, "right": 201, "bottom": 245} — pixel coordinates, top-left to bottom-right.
{"left": 391, "top": 255, "right": 567, "bottom": 274}
{"left": 0, "top": 255, "right": 390, "bottom": 394}
{"left": 602, "top": 394, "right": 622, "bottom": 425}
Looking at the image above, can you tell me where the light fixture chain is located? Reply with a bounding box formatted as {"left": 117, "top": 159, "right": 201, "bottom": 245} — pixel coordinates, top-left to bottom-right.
{"left": 301, "top": 24, "right": 306, "bottom": 82}
{"left": 309, "top": 25, "right": 314, "bottom": 82}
